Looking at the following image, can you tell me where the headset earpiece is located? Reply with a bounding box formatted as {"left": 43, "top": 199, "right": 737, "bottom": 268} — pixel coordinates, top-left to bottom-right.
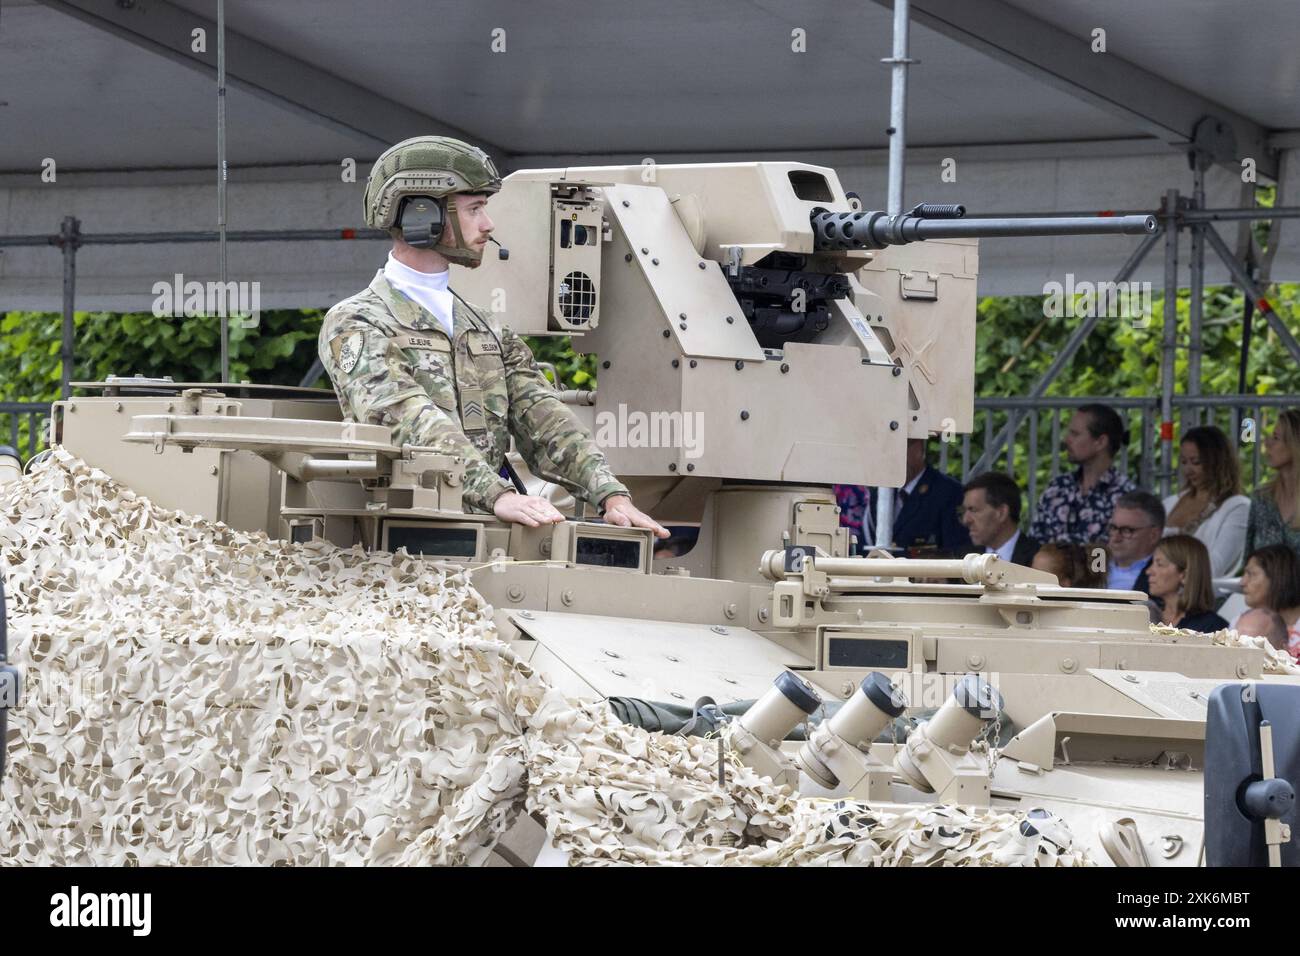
{"left": 396, "top": 195, "right": 445, "bottom": 248}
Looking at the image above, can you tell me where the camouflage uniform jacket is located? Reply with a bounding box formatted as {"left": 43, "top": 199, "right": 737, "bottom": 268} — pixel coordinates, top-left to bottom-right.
{"left": 319, "top": 270, "right": 628, "bottom": 513}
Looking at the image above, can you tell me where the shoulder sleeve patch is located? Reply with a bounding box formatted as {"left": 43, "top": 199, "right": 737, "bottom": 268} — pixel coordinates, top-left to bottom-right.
{"left": 330, "top": 330, "right": 365, "bottom": 374}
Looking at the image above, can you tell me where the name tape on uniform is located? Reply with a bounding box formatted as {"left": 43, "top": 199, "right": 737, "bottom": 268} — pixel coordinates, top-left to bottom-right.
{"left": 392, "top": 333, "right": 452, "bottom": 352}
{"left": 466, "top": 333, "right": 501, "bottom": 355}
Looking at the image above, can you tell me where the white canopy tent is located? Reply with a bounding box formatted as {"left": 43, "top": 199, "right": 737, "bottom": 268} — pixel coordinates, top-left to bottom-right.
{"left": 1, "top": 0, "right": 1297, "bottom": 310}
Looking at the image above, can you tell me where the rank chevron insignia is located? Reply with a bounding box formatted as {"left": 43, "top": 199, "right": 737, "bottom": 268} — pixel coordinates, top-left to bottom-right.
{"left": 462, "top": 400, "right": 483, "bottom": 419}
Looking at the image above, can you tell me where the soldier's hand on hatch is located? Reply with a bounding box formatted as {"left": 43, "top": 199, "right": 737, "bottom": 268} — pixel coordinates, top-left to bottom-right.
{"left": 493, "top": 492, "right": 565, "bottom": 528}
{"left": 601, "top": 495, "right": 670, "bottom": 538}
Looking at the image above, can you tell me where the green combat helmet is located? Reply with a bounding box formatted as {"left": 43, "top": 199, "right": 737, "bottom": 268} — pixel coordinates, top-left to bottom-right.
{"left": 363, "top": 135, "right": 503, "bottom": 266}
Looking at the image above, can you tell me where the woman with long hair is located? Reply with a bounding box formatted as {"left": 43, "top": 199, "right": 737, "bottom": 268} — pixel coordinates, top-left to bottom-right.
{"left": 1246, "top": 408, "right": 1300, "bottom": 558}
{"left": 1162, "top": 425, "right": 1249, "bottom": 577}
{"left": 1237, "top": 544, "right": 1300, "bottom": 660}
{"left": 1146, "top": 534, "right": 1229, "bottom": 633}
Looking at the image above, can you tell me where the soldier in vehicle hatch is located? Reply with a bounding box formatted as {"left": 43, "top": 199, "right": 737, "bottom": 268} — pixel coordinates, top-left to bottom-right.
{"left": 319, "top": 135, "right": 666, "bottom": 538}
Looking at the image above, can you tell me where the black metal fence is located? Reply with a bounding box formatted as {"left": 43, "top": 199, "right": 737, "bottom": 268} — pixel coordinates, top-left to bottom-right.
{"left": 0, "top": 403, "right": 51, "bottom": 462}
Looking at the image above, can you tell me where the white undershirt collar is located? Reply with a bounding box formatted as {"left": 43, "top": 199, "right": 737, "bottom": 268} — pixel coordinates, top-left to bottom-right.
{"left": 384, "top": 253, "right": 454, "bottom": 336}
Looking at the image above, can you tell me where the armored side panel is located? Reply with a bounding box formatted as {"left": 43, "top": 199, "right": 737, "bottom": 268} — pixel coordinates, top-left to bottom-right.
{"left": 54, "top": 385, "right": 345, "bottom": 539}
{"left": 858, "top": 238, "right": 979, "bottom": 437}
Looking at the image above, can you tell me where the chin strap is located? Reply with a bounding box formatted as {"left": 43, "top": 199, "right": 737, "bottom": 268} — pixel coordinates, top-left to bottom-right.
{"left": 434, "top": 195, "right": 484, "bottom": 266}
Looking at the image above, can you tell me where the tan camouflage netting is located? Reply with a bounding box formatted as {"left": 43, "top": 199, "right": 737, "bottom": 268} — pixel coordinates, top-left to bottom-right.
{"left": 1148, "top": 623, "right": 1300, "bottom": 676}
{"left": 0, "top": 450, "right": 1090, "bottom": 866}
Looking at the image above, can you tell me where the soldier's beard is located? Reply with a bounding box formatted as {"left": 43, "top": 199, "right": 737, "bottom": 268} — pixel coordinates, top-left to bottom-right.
{"left": 436, "top": 243, "right": 483, "bottom": 267}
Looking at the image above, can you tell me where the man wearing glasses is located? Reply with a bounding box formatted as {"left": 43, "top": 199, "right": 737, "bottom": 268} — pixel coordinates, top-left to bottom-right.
{"left": 1104, "top": 491, "right": 1166, "bottom": 593}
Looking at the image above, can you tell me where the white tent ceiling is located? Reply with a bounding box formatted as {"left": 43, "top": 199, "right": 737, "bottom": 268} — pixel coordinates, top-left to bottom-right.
{"left": 1, "top": 0, "right": 1298, "bottom": 307}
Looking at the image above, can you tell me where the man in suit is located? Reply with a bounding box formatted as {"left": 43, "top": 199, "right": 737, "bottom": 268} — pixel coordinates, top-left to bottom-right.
{"left": 851, "top": 439, "right": 971, "bottom": 556}
{"left": 960, "top": 472, "right": 1040, "bottom": 566}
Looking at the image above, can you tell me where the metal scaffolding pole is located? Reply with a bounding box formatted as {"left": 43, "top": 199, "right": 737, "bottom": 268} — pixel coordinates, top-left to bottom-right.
{"left": 1159, "top": 189, "right": 1179, "bottom": 498}
{"left": 874, "top": 0, "right": 913, "bottom": 550}
{"left": 1203, "top": 225, "right": 1300, "bottom": 366}
{"left": 1258, "top": 150, "right": 1288, "bottom": 282}
{"left": 967, "top": 227, "right": 1162, "bottom": 475}
{"left": 966, "top": 206, "right": 1300, "bottom": 221}
{"left": 0, "top": 227, "right": 387, "bottom": 248}
{"left": 217, "top": 0, "right": 230, "bottom": 384}
{"left": 299, "top": 358, "right": 325, "bottom": 388}
{"left": 1187, "top": 166, "right": 1206, "bottom": 428}
{"left": 1185, "top": 206, "right": 1300, "bottom": 222}
{"left": 5, "top": 208, "right": 1288, "bottom": 253}
{"left": 58, "top": 217, "right": 81, "bottom": 400}
{"left": 884, "top": 0, "right": 911, "bottom": 218}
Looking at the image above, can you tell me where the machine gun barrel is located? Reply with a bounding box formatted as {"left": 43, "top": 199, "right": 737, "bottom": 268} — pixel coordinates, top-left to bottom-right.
{"left": 812, "top": 206, "right": 1158, "bottom": 251}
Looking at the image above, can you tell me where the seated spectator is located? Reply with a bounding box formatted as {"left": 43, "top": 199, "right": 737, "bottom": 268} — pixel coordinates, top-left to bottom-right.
{"left": 1238, "top": 543, "right": 1300, "bottom": 660}
{"left": 1162, "top": 425, "right": 1250, "bottom": 577}
{"left": 1030, "top": 403, "right": 1137, "bottom": 545}
{"left": 1104, "top": 491, "right": 1165, "bottom": 593}
{"left": 1031, "top": 542, "right": 1107, "bottom": 588}
{"left": 960, "top": 472, "right": 1039, "bottom": 565}
{"left": 1147, "top": 534, "right": 1229, "bottom": 633}
{"left": 890, "top": 439, "right": 972, "bottom": 557}
{"left": 838, "top": 438, "right": 971, "bottom": 556}
{"left": 1235, "top": 607, "right": 1290, "bottom": 653}
{"left": 1246, "top": 408, "right": 1300, "bottom": 559}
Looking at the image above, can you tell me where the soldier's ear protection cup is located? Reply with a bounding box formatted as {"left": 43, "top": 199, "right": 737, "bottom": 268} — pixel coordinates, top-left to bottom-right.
{"left": 395, "top": 195, "right": 446, "bottom": 249}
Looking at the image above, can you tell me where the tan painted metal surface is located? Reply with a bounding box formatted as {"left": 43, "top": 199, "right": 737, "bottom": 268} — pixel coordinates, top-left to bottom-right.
{"left": 509, "top": 609, "right": 811, "bottom": 704}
